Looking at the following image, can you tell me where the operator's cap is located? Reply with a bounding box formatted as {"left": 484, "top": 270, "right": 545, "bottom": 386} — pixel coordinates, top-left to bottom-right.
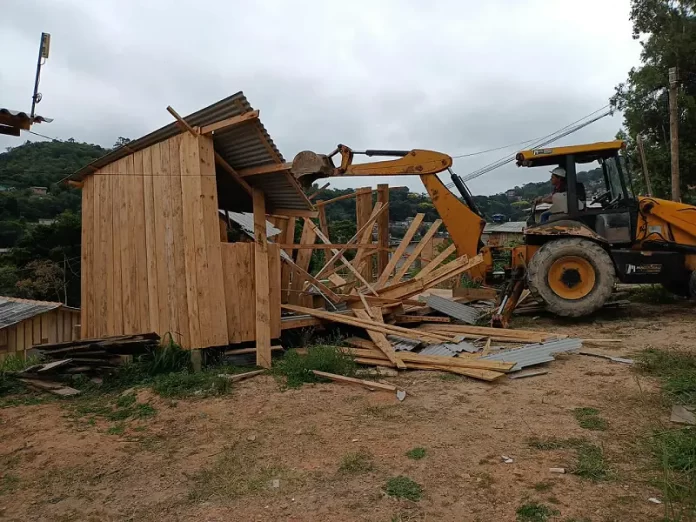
{"left": 550, "top": 167, "right": 566, "bottom": 178}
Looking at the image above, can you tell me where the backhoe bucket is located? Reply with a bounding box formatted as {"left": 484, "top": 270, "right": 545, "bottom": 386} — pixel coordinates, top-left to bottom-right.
{"left": 291, "top": 151, "right": 334, "bottom": 187}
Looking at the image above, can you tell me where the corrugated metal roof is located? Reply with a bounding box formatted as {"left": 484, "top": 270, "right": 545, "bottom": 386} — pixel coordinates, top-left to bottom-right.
{"left": 0, "top": 296, "right": 71, "bottom": 330}
{"left": 219, "top": 210, "right": 281, "bottom": 238}
{"left": 481, "top": 338, "right": 582, "bottom": 371}
{"left": 0, "top": 108, "right": 53, "bottom": 124}
{"left": 419, "top": 344, "right": 457, "bottom": 357}
{"left": 70, "top": 92, "right": 311, "bottom": 211}
{"left": 421, "top": 295, "right": 480, "bottom": 325}
{"left": 386, "top": 335, "right": 421, "bottom": 352}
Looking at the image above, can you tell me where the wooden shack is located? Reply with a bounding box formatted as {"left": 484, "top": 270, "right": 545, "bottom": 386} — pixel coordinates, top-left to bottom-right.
{"left": 0, "top": 296, "right": 80, "bottom": 360}
{"left": 69, "top": 93, "right": 314, "bottom": 365}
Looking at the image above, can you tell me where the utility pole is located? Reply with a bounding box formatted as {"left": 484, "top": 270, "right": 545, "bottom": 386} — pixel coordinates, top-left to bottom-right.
{"left": 668, "top": 67, "right": 680, "bottom": 202}
{"left": 636, "top": 134, "right": 653, "bottom": 196}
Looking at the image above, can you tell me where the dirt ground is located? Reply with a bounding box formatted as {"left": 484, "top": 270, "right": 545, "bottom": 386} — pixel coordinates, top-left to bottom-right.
{"left": 1, "top": 300, "right": 695, "bottom": 522}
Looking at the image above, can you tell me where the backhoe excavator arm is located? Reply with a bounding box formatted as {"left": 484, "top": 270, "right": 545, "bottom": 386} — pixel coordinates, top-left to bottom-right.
{"left": 291, "top": 145, "right": 488, "bottom": 280}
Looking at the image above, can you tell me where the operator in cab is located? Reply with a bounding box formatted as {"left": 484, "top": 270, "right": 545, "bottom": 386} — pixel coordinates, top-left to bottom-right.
{"left": 536, "top": 167, "right": 585, "bottom": 223}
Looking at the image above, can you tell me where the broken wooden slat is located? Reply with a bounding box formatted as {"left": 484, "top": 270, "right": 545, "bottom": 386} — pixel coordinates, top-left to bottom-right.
{"left": 451, "top": 287, "right": 499, "bottom": 301}
{"left": 218, "top": 369, "right": 266, "bottom": 382}
{"left": 37, "top": 359, "right": 73, "bottom": 373}
{"left": 351, "top": 356, "right": 505, "bottom": 382}
{"left": 342, "top": 347, "right": 515, "bottom": 372}
{"left": 394, "top": 315, "right": 451, "bottom": 324}
{"left": 353, "top": 308, "right": 406, "bottom": 370}
{"left": 375, "top": 213, "right": 425, "bottom": 289}
{"left": 19, "top": 378, "right": 81, "bottom": 396}
{"left": 312, "top": 370, "right": 397, "bottom": 391}
{"left": 418, "top": 323, "right": 563, "bottom": 342}
{"left": 415, "top": 243, "right": 457, "bottom": 280}
{"left": 391, "top": 219, "right": 442, "bottom": 284}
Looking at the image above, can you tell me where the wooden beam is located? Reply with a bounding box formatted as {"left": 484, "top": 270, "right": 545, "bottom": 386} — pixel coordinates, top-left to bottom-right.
{"left": 391, "top": 219, "right": 442, "bottom": 284}
{"left": 355, "top": 188, "right": 373, "bottom": 281}
{"left": 280, "top": 256, "right": 342, "bottom": 304}
{"left": 288, "top": 219, "right": 317, "bottom": 306}
{"left": 394, "top": 315, "right": 451, "bottom": 324}
{"left": 253, "top": 188, "right": 272, "bottom": 368}
{"left": 281, "top": 304, "right": 455, "bottom": 344}
{"left": 309, "top": 182, "right": 330, "bottom": 200}
{"left": 238, "top": 162, "right": 292, "bottom": 177}
{"left": 375, "top": 213, "right": 425, "bottom": 289}
{"left": 269, "top": 209, "right": 318, "bottom": 218}
{"left": 315, "top": 203, "right": 388, "bottom": 279}
{"left": 200, "top": 110, "right": 259, "bottom": 135}
{"left": 352, "top": 357, "right": 505, "bottom": 382}
{"left": 225, "top": 345, "right": 284, "bottom": 355}
{"left": 304, "top": 218, "right": 379, "bottom": 296}
{"left": 342, "top": 347, "right": 515, "bottom": 372}
{"left": 315, "top": 191, "right": 359, "bottom": 206}
{"left": 276, "top": 243, "right": 380, "bottom": 250}
{"left": 312, "top": 370, "right": 398, "bottom": 392}
{"left": 377, "top": 184, "right": 390, "bottom": 275}
{"left": 354, "top": 309, "right": 406, "bottom": 369}
{"left": 416, "top": 243, "right": 456, "bottom": 280}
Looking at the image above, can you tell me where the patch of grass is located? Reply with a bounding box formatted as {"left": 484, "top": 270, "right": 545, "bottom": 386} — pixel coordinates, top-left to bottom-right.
{"left": 439, "top": 373, "right": 460, "bottom": 382}
{"left": 571, "top": 443, "right": 610, "bottom": 481}
{"left": 516, "top": 502, "right": 559, "bottom": 522}
{"left": 339, "top": 451, "right": 374, "bottom": 473}
{"left": 385, "top": 476, "right": 422, "bottom": 502}
{"left": 573, "top": 407, "right": 608, "bottom": 431}
{"left": 637, "top": 349, "right": 696, "bottom": 404}
{"left": 273, "top": 345, "right": 356, "bottom": 388}
{"left": 151, "top": 371, "right": 230, "bottom": 398}
{"left": 405, "top": 447, "right": 426, "bottom": 460}
{"left": 107, "top": 422, "right": 125, "bottom": 435}
{"left": 533, "top": 482, "right": 553, "bottom": 492}
{"left": 0, "top": 354, "right": 43, "bottom": 396}
{"left": 0, "top": 394, "right": 50, "bottom": 408}
{"left": 628, "top": 284, "right": 677, "bottom": 304}
{"left": 527, "top": 437, "right": 586, "bottom": 451}
{"left": 0, "top": 473, "right": 19, "bottom": 495}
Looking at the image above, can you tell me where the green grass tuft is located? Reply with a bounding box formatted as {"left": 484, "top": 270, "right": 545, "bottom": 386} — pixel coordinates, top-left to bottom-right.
{"left": 573, "top": 407, "right": 608, "bottom": 431}
{"left": 571, "top": 443, "right": 610, "bottom": 481}
{"left": 637, "top": 349, "right": 696, "bottom": 405}
{"left": 405, "top": 447, "right": 427, "bottom": 460}
{"left": 516, "top": 502, "right": 559, "bottom": 522}
{"left": 533, "top": 482, "right": 553, "bottom": 492}
{"left": 339, "top": 451, "right": 374, "bottom": 473}
{"left": 151, "top": 371, "right": 230, "bottom": 398}
{"left": 0, "top": 355, "right": 43, "bottom": 396}
{"left": 385, "top": 476, "right": 422, "bottom": 501}
{"left": 107, "top": 422, "right": 126, "bottom": 435}
{"left": 527, "top": 437, "right": 586, "bottom": 450}
{"left": 273, "top": 345, "right": 356, "bottom": 388}
{"left": 628, "top": 284, "right": 678, "bottom": 304}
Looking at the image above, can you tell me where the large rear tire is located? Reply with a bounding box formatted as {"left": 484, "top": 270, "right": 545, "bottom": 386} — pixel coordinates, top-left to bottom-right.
{"left": 527, "top": 238, "right": 616, "bottom": 317}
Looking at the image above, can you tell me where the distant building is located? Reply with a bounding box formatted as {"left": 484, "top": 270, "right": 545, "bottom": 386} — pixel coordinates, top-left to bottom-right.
{"left": 30, "top": 186, "right": 48, "bottom": 196}
{"left": 491, "top": 213, "right": 506, "bottom": 223}
{"left": 482, "top": 221, "right": 526, "bottom": 246}
{"left": 38, "top": 218, "right": 56, "bottom": 226}
{"left": 505, "top": 189, "right": 517, "bottom": 199}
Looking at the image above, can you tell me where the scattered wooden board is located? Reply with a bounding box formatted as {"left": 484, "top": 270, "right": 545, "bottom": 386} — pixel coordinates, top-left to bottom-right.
{"left": 218, "top": 370, "right": 266, "bottom": 382}
{"left": 19, "top": 378, "right": 81, "bottom": 397}
{"left": 312, "top": 370, "right": 398, "bottom": 392}
{"left": 394, "top": 315, "right": 451, "bottom": 324}
{"left": 341, "top": 347, "right": 516, "bottom": 372}
{"left": 353, "top": 309, "right": 406, "bottom": 369}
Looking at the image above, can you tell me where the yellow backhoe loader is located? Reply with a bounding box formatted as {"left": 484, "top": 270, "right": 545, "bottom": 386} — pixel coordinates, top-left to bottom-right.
{"left": 291, "top": 141, "right": 696, "bottom": 319}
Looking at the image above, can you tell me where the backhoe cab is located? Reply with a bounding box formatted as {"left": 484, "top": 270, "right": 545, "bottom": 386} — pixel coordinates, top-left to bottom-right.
{"left": 515, "top": 141, "right": 696, "bottom": 317}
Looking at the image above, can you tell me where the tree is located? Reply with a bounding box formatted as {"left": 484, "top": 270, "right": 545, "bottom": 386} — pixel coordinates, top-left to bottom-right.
{"left": 113, "top": 137, "right": 132, "bottom": 149}
{"left": 15, "top": 260, "right": 65, "bottom": 302}
{"left": 612, "top": 0, "right": 696, "bottom": 201}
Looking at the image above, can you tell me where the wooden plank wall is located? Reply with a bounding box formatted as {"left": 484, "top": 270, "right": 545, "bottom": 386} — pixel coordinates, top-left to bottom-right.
{"left": 221, "top": 242, "right": 281, "bottom": 343}
{"left": 0, "top": 309, "right": 80, "bottom": 359}
{"left": 80, "top": 133, "right": 228, "bottom": 349}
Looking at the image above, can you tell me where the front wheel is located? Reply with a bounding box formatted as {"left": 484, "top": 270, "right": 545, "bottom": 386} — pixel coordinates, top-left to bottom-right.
{"left": 527, "top": 238, "right": 616, "bottom": 317}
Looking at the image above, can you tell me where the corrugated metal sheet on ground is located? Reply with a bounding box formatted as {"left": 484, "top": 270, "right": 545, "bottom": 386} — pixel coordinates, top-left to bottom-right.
{"left": 70, "top": 92, "right": 311, "bottom": 211}
{"left": 386, "top": 335, "right": 421, "bottom": 352}
{"left": 481, "top": 338, "right": 582, "bottom": 371}
{"left": 0, "top": 296, "right": 62, "bottom": 329}
{"left": 419, "top": 340, "right": 478, "bottom": 357}
{"left": 220, "top": 210, "right": 281, "bottom": 238}
{"left": 421, "top": 295, "right": 480, "bottom": 324}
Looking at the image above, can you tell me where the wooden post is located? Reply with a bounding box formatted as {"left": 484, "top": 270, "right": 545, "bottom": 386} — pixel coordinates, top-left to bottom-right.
{"left": 191, "top": 349, "right": 202, "bottom": 373}
{"left": 668, "top": 67, "right": 680, "bottom": 202}
{"left": 377, "top": 184, "right": 389, "bottom": 275}
{"left": 356, "top": 188, "right": 373, "bottom": 281}
{"left": 253, "top": 188, "right": 272, "bottom": 368}
{"left": 317, "top": 205, "right": 333, "bottom": 272}
{"left": 636, "top": 134, "right": 653, "bottom": 196}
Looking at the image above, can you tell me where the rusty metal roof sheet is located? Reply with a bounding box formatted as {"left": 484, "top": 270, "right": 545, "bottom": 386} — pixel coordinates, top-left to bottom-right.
{"left": 0, "top": 296, "right": 75, "bottom": 330}
{"left": 70, "top": 92, "right": 311, "bottom": 211}
{"left": 0, "top": 108, "right": 53, "bottom": 124}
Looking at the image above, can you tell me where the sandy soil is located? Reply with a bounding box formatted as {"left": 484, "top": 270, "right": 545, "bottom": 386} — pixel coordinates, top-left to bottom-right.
{"left": 1, "top": 301, "right": 694, "bottom": 522}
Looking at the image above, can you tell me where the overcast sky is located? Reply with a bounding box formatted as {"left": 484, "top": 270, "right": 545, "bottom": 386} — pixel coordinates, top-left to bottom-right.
{"left": 0, "top": 0, "right": 641, "bottom": 195}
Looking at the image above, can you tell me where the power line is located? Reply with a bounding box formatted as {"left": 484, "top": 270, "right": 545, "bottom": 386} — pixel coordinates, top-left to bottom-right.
{"left": 450, "top": 137, "right": 542, "bottom": 159}
{"left": 26, "top": 129, "right": 62, "bottom": 141}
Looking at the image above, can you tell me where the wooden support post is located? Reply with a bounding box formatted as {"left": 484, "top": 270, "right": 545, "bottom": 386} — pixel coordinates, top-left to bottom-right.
{"left": 355, "top": 188, "right": 373, "bottom": 281}
{"left": 253, "top": 188, "right": 272, "bottom": 368}
{"left": 191, "top": 349, "right": 202, "bottom": 373}
{"left": 636, "top": 134, "right": 653, "bottom": 196}
{"left": 375, "top": 213, "right": 425, "bottom": 289}
{"left": 317, "top": 204, "right": 333, "bottom": 272}
{"left": 280, "top": 217, "right": 296, "bottom": 304}
{"left": 668, "top": 67, "right": 680, "bottom": 202}
{"left": 376, "top": 184, "right": 390, "bottom": 275}
{"left": 288, "top": 219, "right": 316, "bottom": 306}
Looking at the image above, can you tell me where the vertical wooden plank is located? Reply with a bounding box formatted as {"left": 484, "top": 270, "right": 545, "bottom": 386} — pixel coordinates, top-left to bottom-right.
{"left": 156, "top": 140, "right": 179, "bottom": 342}
{"left": 108, "top": 162, "right": 123, "bottom": 335}
{"left": 132, "top": 150, "right": 150, "bottom": 333}
{"left": 281, "top": 217, "right": 296, "bottom": 304}
{"left": 288, "top": 220, "right": 316, "bottom": 305}
{"left": 142, "top": 145, "right": 160, "bottom": 335}
{"left": 40, "top": 314, "right": 48, "bottom": 343}
{"left": 7, "top": 326, "right": 16, "bottom": 353}
{"left": 94, "top": 166, "right": 109, "bottom": 337}
{"left": 168, "top": 136, "right": 190, "bottom": 347}
{"left": 222, "top": 243, "right": 255, "bottom": 343}
{"left": 253, "top": 188, "right": 272, "bottom": 368}
{"left": 32, "top": 317, "right": 41, "bottom": 345}
{"left": 178, "top": 135, "right": 202, "bottom": 349}
{"left": 80, "top": 176, "right": 93, "bottom": 338}
{"left": 377, "top": 184, "right": 390, "bottom": 275}
{"left": 46, "top": 312, "right": 58, "bottom": 344}
{"left": 125, "top": 155, "right": 141, "bottom": 333}
{"left": 221, "top": 243, "right": 240, "bottom": 343}
{"left": 198, "top": 135, "right": 229, "bottom": 346}
{"left": 16, "top": 322, "right": 25, "bottom": 353}
{"left": 24, "top": 319, "right": 33, "bottom": 349}
{"left": 268, "top": 243, "right": 282, "bottom": 339}
{"left": 100, "top": 162, "right": 114, "bottom": 336}
{"left": 355, "top": 188, "right": 373, "bottom": 281}
{"left": 151, "top": 143, "right": 172, "bottom": 340}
